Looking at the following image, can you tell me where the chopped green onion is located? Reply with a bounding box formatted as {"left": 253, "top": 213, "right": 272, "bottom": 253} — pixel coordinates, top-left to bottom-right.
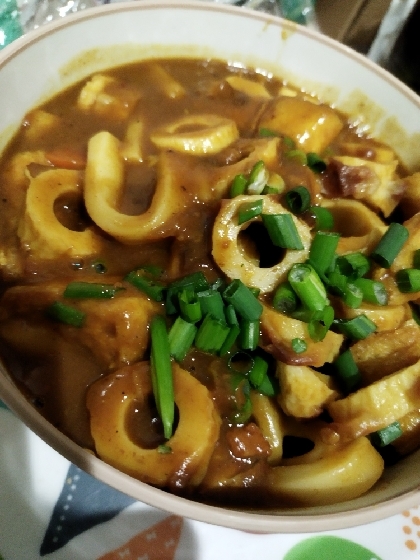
{"left": 259, "top": 127, "right": 277, "bottom": 137}
{"left": 224, "top": 303, "right": 239, "bottom": 326}
{"left": 342, "top": 282, "right": 364, "bottom": 309}
{"left": 291, "top": 338, "right": 307, "bottom": 353}
{"left": 326, "top": 269, "right": 348, "bottom": 297}
{"left": 149, "top": 315, "right": 175, "bottom": 440}
{"left": 222, "top": 279, "right": 263, "bottom": 322}
{"left": 63, "top": 281, "right": 124, "bottom": 299}
{"left": 333, "top": 349, "right": 361, "bottom": 393}
{"left": 334, "top": 314, "right": 377, "bottom": 339}
{"left": 370, "top": 421, "right": 403, "bottom": 448}
{"left": 218, "top": 323, "right": 241, "bottom": 356}
{"left": 168, "top": 316, "right": 197, "bottom": 361}
{"left": 370, "top": 222, "right": 409, "bottom": 268}
{"left": 396, "top": 268, "right": 420, "bottom": 293}
{"left": 308, "top": 231, "right": 340, "bottom": 276}
{"left": 125, "top": 270, "right": 165, "bottom": 301}
{"left": 248, "top": 355, "right": 269, "bottom": 389}
{"left": 246, "top": 160, "right": 269, "bottom": 195}
{"left": 326, "top": 270, "right": 364, "bottom": 309}
{"left": 178, "top": 288, "right": 202, "bottom": 323}
{"left": 237, "top": 198, "right": 263, "bottom": 225}
{"left": 284, "top": 186, "right": 311, "bottom": 214}
{"left": 230, "top": 173, "right": 248, "bottom": 197}
{"left": 282, "top": 136, "right": 295, "bottom": 149}
{"left": 272, "top": 282, "right": 298, "bottom": 314}
{"left": 352, "top": 278, "right": 388, "bottom": 306}
{"left": 158, "top": 444, "right": 172, "bottom": 454}
{"left": 307, "top": 305, "right": 334, "bottom": 342}
{"left": 309, "top": 205, "right": 334, "bottom": 231}
{"left": 238, "top": 319, "right": 260, "bottom": 351}
{"left": 306, "top": 152, "right": 327, "bottom": 173}
{"left": 231, "top": 376, "right": 253, "bottom": 424}
{"left": 165, "top": 272, "right": 209, "bottom": 315}
{"left": 288, "top": 263, "right": 329, "bottom": 312}
{"left": 413, "top": 249, "right": 420, "bottom": 269}
{"left": 256, "top": 372, "right": 277, "bottom": 397}
{"left": 194, "top": 314, "right": 230, "bottom": 354}
{"left": 335, "top": 252, "right": 371, "bottom": 280}
{"left": 196, "top": 289, "right": 225, "bottom": 322}
{"left": 262, "top": 185, "right": 280, "bottom": 195}
{"left": 264, "top": 172, "right": 285, "bottom": 193}
{"left": 262, "top": 213, "right": 304, "bottom": 250}
{"left": 46, "top": 301, "right": 86, "bottom": 328}
{"left": 411, "top": 303, "right": 420, "bottom": 326}
{"left": 286, "top": 149, "right": 307, "bottom": 165}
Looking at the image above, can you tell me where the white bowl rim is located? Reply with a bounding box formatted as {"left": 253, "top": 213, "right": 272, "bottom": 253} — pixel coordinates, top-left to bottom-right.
{"left": 1, "top": 0, "right": 420, "bottom": 534}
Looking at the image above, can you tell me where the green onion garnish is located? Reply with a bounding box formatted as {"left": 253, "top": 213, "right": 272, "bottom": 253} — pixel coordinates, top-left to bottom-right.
{"left": 218, "top": 323, "right": 241, "bottom": 356}
{"left": 231, "top": 377, "right": 253, "bottom": 424}
{"left": 286, "top": 149, "right": 307, "bottom": 165}
{"left": 333, "top": 349, "right": 361, "bottom": 393}
{"left": 178, "top": 288, "right": 202, "bottom": 323}
{"left": 168, "top": 316, "right": 197, "bottom": 362}
{"left": 46, "top": 301, "right": 86, "bottom": 328}
{"left": 230, "top": 173, "right": 248, "bottom": 198}
{"left": 396, "top": 268, "right": 420, "bottom": 293}
{"left": 288, "top": 263, "right": 329, "bottom": 312}
{"left": 63, "top": 281, "right": 124, "bottom": 299}
{"left": 284, "top": 186, "right": 311, "bottom": 214}
{"left": 125, "top": 269, "right": 165, "bottom": 301}
{"left": 307, "top": 305, "right": 334, "bottom": 342}
{"left": 282, "top": 136, "right": 295, "bottom": 149}
{"left": 165, "top": 272, "right": 209, "bottom": 315}
{"left": 309, "top": 205, "right": 334, "bottom": 231}
{"left": 248, "top": 355, "right": 269, "bottom": 389}
{"left": 291, "top": 338, "right": 307, "bottom": 353}
{"left": 334, "top": 314, "right": 377, "bottom": 339}
{"left": 370, "top": 421, "right": 403, "bottom": 448}
{"left": 238, "top": 319, "right": 260, "bottom": 351}
{"left": 196, "top": 289, "right": 225, "bottom": 322}
{"left": 352, "top": 278, "right": 388, "bottom": 306}
{"left": 413, "top": 249, "right": 420, "bottom": 269}
{"left": 309, "top": 231, "right": 340, "bottom": 276}
{"left": 149, "top": 315, "right": 175, "bottom": 440}
{"left": 342, "top": 282, "right": 364, "bottom": 309}
{"left": 222, "top": 279, "right": 263, "bottom": 322}
{"left": 335, "top": 252, "right": 371, "bottom": 280}
{"left": 237, "top": 198, "right": 263, "bottom": 225}
{"left": 246, "top": 160, "right": 269, "bottom": 195}
{"left": 259, "top": 127, "right": 277, "bottom": 137}
{"left": 194, "top": 314, "right": 230, "bottom": 354}
{"left": 262, "top": 213, "right": 304, "bottom": 250}
{"left": 306, "top": 152, "right": 327, "bottom": 173}
{"left": 272, "top": 281, "right": 298, "bottom": 314}
{"left": 370, "top": 222, "right": 409, "bottom": 268}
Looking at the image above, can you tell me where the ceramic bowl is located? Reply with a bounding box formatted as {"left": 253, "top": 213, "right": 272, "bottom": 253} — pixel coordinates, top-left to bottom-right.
{"left": 0, "top": 0, "right": 420, "bottom": 533}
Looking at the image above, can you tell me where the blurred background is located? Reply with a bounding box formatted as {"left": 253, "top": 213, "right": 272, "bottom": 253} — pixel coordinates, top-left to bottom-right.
{"left": 1, "top": 0, "right": 419, "bottom": 93}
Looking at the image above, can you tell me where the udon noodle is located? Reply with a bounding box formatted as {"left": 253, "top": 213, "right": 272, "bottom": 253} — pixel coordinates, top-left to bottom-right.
{"left": 0, "top": 57, "right": 419, "bottom": 508}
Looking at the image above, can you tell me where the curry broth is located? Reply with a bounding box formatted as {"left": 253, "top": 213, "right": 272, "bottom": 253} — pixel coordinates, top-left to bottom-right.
{"left": 0, "top": 56, "right": 417, "bottom": 508}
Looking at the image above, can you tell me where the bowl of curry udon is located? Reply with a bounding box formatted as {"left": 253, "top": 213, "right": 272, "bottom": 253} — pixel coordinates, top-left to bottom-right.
{"left": 1, "top": 0, "right": 420, "bottom": 533}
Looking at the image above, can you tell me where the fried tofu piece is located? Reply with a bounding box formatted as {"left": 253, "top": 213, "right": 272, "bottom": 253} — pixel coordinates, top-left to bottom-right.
{"left": 277, "top": 363, "right": 339, "bottom": 419}
{"left": 261, "top": 304, "right": 343, "bottom": 368}
{"left": 259, "top": 96, "right": 343, "bottom": 154}
{"left": 77, "top": 74, "right": 141, "bottom": 121}
{"left": 350, "top": 320, "right": 420, "bottom": 383}
{"left": 325, "top": 359, "right": 420, "bottom": 443}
